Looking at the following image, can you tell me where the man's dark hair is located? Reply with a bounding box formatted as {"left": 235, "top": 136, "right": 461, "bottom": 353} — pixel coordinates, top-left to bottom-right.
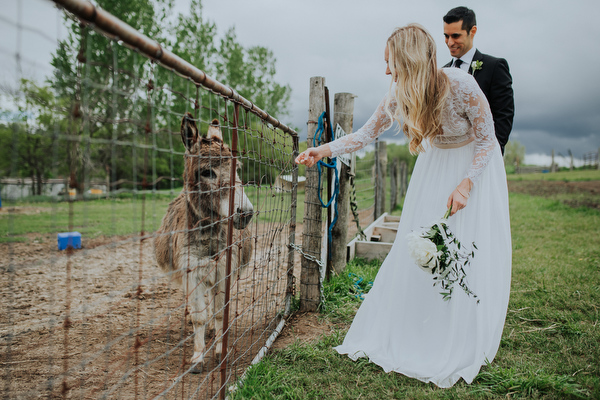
{"left": 443, "top": 6, "right": 477, "bottom": 33}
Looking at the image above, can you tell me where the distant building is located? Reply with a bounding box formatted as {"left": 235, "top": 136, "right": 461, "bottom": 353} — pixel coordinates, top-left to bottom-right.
{"left": 0, "top": 178, "right": 107, "bottom": 200}
{"left": 274, "top": 175, "right": 306, "bottom": 192}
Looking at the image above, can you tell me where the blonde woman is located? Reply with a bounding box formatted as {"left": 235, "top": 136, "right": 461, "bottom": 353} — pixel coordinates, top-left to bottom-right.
{"left": 296, "top": 24, "right": 511, "bottom": 388}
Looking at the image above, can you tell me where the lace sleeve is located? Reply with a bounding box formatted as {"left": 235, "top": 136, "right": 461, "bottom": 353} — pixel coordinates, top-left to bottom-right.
{"left": 460, "top": 76, "right": 497, "bottom": 184}
{"left": 328, "top": 96, "right": 394, "bottom": 157}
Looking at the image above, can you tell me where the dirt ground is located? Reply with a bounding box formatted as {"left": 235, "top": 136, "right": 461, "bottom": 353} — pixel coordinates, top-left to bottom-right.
{"left": 0, "top": 198, "right": 367, "bottom": 399}
{"left": 0, "top": 222, "right": 301, "bottom": 399}
{"left": 507, "top": 179, "right": 600, "bottom": 209}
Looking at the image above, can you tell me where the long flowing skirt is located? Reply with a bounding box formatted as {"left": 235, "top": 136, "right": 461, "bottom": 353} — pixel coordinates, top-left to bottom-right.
{"left": 334, "top": 141, "right": 512, "bottom": 388}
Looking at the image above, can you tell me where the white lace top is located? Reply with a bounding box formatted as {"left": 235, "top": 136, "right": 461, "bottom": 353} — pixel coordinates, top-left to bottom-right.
{"left": 328, "top": 68, "right": 497, "bottom": 184}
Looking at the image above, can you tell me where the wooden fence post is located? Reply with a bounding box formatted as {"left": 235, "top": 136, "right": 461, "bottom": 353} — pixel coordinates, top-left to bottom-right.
{"left": 400, "top": 160, "right": 408, "bottom": 197}
{"left": 569, "top": 150, "right": 574, "bottom": 171}
{"left": 390, "top": 158, "right": 399, "bottom": 213}
{"left": 331, "top": 92, "right": 355, "bottom": 274}
{"left": 373, "top": 140, "right": 379, "bottom": 219}
{"left": 374, "top": 140, "right": 387, "bottom": 220}
{"left": 300, "top": 77, "right": 325, "bottom": 312}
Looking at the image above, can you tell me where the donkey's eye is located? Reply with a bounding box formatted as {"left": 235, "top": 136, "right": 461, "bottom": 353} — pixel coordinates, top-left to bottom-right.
{"left": 200, "top": 169, "right": 217, "bottom": 179}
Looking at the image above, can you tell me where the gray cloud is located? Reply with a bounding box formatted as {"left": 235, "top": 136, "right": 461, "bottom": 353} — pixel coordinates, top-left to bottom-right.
{"left": 199, "top": 0, "right": 600, "bottom": 161}
{"left": 2, "top": 0, "right": 599, "bottom": 162}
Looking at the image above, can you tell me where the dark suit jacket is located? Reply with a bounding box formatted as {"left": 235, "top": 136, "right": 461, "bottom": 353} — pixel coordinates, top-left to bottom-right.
{"left": 444, "top": 50, "right": 514, "bottom": 154}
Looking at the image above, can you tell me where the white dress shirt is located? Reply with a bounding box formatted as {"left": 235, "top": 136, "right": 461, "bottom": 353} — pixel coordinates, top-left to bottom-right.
{"left": 452, "top": 47, "right": 477, "bottom": 73}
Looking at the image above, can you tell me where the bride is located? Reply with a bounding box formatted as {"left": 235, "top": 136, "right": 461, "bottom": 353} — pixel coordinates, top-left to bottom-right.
{"left": 295, "top": 24, "right": 511, "bottom": 388}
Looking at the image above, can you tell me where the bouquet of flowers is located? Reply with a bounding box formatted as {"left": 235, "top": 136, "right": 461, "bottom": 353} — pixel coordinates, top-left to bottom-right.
{"left": 407, "top": 207, "right": 479, "bottom": 303}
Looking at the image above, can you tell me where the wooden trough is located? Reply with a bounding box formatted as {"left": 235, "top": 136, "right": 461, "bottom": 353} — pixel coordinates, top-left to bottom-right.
{"left": 347, "top": 213, "right": 400, "bottom": 261}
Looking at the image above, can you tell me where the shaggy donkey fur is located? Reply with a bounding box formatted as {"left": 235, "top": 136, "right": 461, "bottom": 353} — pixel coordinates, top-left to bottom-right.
{"left": 154, "top": 113, "right": 253, "bottom": 370}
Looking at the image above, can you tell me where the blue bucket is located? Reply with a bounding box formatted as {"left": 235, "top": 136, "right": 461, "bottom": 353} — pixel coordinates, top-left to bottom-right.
{"left": 57, "top": 232, "right": 82, "bottom": 250}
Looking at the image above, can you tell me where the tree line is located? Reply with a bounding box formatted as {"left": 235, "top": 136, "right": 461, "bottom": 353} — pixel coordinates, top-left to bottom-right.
{"left": 0, "top": 0, "right": 293, "bottom": 196}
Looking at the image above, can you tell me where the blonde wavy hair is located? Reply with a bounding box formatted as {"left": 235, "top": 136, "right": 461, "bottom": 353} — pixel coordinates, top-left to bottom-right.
{"left": 385, "top": 24, "right": 450, "bottom": 154}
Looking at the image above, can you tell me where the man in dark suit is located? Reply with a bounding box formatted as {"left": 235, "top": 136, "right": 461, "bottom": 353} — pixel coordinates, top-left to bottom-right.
{"left": 443, "top": 6, "right": 514, "bottom": 154}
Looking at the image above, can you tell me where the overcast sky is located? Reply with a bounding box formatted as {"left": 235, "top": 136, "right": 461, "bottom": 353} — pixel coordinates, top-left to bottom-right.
{"left": 2, "top": 0, "right": 599, "bottom": 166}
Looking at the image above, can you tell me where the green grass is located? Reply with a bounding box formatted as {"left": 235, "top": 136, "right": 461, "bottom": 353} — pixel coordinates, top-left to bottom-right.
{"left": 0, "top": 194, "right": 173, "bottom": 241}
{"left": 507, "top": 169, "right": 600, "bottom": 182}
{"left": 232, "top": 187, "right": 600, "bottom": 399}
{"left": 0, "top": 235, "right": 28, "bottom": 243}
{"left": 0, "top": 176, "right": 367, "bottom": 242}
{"left": 320, "top": 258, "right": 381, "bottom": 324}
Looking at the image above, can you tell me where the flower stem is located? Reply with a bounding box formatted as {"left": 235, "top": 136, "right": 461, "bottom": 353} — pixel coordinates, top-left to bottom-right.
{"left": 443, "top": 206, "right": 452, "bottom": 220}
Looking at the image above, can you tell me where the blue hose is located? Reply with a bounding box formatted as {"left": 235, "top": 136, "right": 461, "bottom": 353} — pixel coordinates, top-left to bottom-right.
{"left": 313, "top": 111, "right": 339, "bottom": 259}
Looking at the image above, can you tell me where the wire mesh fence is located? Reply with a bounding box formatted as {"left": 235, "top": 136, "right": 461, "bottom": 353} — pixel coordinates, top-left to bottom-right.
{"left": 346, "top": 143, "right": 377, "bottom": 241}
{"left": 1, "top": 1, "right": 298, "bottom": 398}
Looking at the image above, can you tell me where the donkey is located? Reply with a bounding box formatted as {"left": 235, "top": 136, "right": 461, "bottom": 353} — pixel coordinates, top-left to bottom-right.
{"left": 154, "top": 113, "right": 253, "bottom": 370}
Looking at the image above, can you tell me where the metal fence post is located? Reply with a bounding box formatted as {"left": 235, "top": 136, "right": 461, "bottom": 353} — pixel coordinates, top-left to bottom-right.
{"left": 219, "top": 103, "right": 240, "bottom": 400}
{"left": 286, "top": 136, "right": 299, "bottom": 313}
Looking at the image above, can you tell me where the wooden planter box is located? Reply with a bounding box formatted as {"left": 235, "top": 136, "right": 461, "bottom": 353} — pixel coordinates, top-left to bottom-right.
{"left": 347, "top": 213, "right": 400, "bottom": 262}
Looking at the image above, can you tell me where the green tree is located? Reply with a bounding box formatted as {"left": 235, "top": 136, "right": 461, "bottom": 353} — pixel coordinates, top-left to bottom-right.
{"left": 50, "top": 0, "right": 176, "bottom": 192}
{"left": 12, "top": 0, "right": 294, "bottom": 195}
{"left": 0, "top": 80, "right": 70, "bottom": 195}
{"left": 158, "top": 0, "right": 294, "bottom": 187}
{"left": 386, "top": 142, "right": 417, "bottom": 174}
{"left": 0, "top": 120, "right": 21, "bottom": 179}
{"left": 504, "top": 140, "right": 526, "bottom": 170}
{"left": 215, "top": 28, "right": 291, "bottom": 118}
{"left": 170, "top": 0, "right": 216, "bottom": 74}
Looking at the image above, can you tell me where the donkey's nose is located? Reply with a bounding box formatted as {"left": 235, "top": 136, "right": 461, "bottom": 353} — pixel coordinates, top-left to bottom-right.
{"left": 236, "top": 207, "right": 253, "bottom": 228}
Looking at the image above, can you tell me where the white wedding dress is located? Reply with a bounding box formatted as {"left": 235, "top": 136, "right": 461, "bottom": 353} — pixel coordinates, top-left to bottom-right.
{"left": 331, "top": 68, "right": 512, "bottom": 388}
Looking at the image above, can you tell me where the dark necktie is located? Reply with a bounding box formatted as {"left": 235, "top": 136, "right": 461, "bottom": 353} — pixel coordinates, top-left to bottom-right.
{"left": 453, "top": 59, "right": 463, "bottom": 68}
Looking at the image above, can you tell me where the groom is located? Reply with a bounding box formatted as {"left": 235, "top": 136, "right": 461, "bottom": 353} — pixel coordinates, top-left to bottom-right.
{"left": 443, "top": 6, "right": 514, "bottom": 154}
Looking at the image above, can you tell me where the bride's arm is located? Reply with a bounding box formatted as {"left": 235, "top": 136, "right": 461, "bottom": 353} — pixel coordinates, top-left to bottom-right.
{"left": 463, "top": 83, "right": 497, "bottom": 183}
{"left": 447, "top": 76, "right": 497, "bottom": 215}
{"left": 296, "top": 96, "right": 394, "bottom": 167}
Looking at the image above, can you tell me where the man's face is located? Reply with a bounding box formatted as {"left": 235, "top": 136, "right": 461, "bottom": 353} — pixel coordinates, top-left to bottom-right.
{"left": 444, "top": 21, "right": 476, "bottom": 59}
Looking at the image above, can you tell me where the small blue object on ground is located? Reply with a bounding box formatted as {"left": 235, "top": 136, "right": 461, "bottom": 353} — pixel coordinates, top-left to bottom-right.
{"left": 57, "top": 232, "right": 82, "bottom": 250}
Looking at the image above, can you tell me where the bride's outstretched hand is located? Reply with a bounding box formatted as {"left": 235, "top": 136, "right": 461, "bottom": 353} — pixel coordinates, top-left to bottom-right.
{"left": 447, "top": 178, "right": 473, "bottom": 216}
{"left": 295, "top": 144, "right": 331, "bottom": 168}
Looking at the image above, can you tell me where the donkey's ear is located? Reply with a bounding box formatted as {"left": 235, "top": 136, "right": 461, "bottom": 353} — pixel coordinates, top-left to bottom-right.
{"left": 180, "top": 112, "right": 199, "bottom": 151}
{"left": 206, "top": 118, "right": 223, "bottom": 141}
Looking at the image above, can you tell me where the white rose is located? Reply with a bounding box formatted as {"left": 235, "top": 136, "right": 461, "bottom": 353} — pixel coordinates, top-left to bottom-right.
{"left": 407, "top": 232, "right": 441, "bottom": 274}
